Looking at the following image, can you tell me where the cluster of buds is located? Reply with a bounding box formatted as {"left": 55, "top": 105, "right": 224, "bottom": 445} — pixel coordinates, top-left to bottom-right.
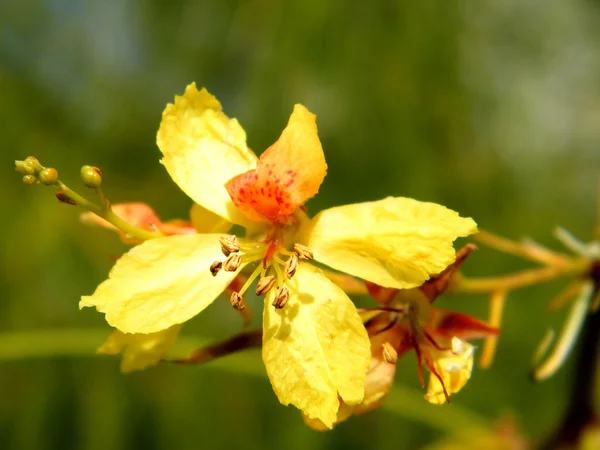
{"left": 15, "top": 156, "right": 59, "bottom": 186}
{"left": 15, "top": 156, "right": 104, "bottom": 206}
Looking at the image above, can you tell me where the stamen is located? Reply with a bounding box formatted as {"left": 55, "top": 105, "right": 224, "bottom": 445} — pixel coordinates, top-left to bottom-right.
{"left": 229, "top": 292, "right": 245, "bottom": 311}
{"left": 272, "top": 287, "right": 290, "bottom": 309}
{"left": 256, "top": 276, "right": 276, "bottom": 296}
{"left": 364, "top": 312, "right": 399, "bottom": 336}
{"left": 293, "top": 243, "right": 314, "bottom": 261}
{"left": 237, "top": 264, "right": 265, "bottom": 297}
{"left": 284, "top": 254, "right": 299, "bottom": 279}
{"left": 223, "top": 254, "right": 242, "bottom": 272}
{"left": 219, "top": 235, "right": 240, "bottom": 256}
{"left": 382, "top": 342, "right": 398, "bottom": 364}
{"left": 272, "top": 261, "right": 286, "bottom": 288}
{"left": 413, "top": 335, "right": 426, "bottom": 388}
{"left": 423, "top": 331, "right": 451, "bottom": 352}
{"left": 209, "top": 261, "right": 222, "bottom": 277}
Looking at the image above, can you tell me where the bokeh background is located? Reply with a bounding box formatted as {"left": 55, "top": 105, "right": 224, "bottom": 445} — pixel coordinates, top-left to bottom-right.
{"left": 2, "top": 0, "right": 600, "bottom": 449}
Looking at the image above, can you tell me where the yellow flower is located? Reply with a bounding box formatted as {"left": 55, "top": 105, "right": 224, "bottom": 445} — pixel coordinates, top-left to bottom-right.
{"left": 80, "top": 83, "right": 476, "bottom": 427}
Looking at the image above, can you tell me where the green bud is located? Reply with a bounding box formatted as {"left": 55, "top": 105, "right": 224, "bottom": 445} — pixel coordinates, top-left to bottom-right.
{"left": 39, "top": 168, "right": 59, "bottom": 185}
{"left": 22, "top": 174, "right": 37, "bottom": 185}
{"left": 15, "top": 160, "right": 33, "bottom": 175}
{"left": 23, "top": 156, "right": 43, "bottom": 174}
{"left": 80, "top": 165, "right": 102, "bottom": 188}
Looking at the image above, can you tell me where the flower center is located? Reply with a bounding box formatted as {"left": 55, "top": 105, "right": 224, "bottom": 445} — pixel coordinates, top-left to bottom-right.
{"left": 210, "top": 230, "right": 313, "bottom": 310}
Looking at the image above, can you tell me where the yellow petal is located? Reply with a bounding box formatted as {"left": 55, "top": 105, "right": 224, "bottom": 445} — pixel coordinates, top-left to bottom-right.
{"left": 353, "top": 357, "right": 397, "bottom": 415}
{"left": 262, "top": 263, "right": 370, "bottom": 429}
{"left": 425, "top": 337, "right": 475, "bottom": 405}
{"left": 157, "top": 83, "right": 258, "bottom": 227}
{"left": 297, "top": 197, "right": 477, "bottom": 289}
{"left": 80, "top": 234, "right": 243, "bottom": 333}
{"left": 189, "top": 203, "right": 233, "bottom": 234}
{"left": 301, "top": 403, "right": 354, "bottom": 431}
{"left": 98, "top": 325, "right": 182, "bottom": 373}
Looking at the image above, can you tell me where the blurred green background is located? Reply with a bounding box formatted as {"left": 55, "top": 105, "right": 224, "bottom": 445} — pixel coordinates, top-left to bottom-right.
{"left": 2, "top": 0, "right": 600, "bottom": 449}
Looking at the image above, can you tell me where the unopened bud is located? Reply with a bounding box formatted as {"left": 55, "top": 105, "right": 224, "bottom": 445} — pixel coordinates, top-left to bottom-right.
{"left": 210, "top": 261, "right": 222, "bottom": 276}
{"left": 284, "top": 254, "right": 299, "bottom": 279}
{"left": 293, "top": 243, "right": 313, "bottom": 261}
{"left": 80, "top": 165, "right": 102, "bottom": 188}
{"left": 15, "top": 160, "right": 33, "bottom": 175}
{"left": 256, "top": 276, "right": 276, "bottom": 296}
{"left": 272, "top": 287, "right": 290, "bottom": 309}
{"left": 38, "top": 168, "right": 59, "bottom": 185}
{"left": 24, "top": 156, "right": 42, "bottom": 174}
{"left": 219, "top": 235, "right": 240, "bottom": 256}
{"left": 22, "top": 175, "right": 37, "bottom": 185}
{"left": 382, "top": 342, "right": 398, "bottom": 364}
{"left": 223, "top": 253, "right": 242, "bottom": 272}
{"left": 229, "top": 292, "right": 245, "bottom": 310}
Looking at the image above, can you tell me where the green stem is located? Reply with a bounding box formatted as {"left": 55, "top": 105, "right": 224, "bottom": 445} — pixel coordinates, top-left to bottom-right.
{"left": 458, "top": 259, "right": 590, "bottom": 294}
{"left": 56, "top": 182, "right": 163, "bottom": 241}
{"left": 0, "top": 328, "right": 490, "bottom": 434}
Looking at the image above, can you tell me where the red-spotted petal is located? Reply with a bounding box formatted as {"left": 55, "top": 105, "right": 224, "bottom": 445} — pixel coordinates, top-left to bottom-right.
{"left": 226, "top": 104, "right": 327, "bottom": 223}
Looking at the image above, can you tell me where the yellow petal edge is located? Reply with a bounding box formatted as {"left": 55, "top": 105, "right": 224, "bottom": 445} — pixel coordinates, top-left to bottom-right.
{"left": 80, "top": 234, "right": 242, "bottom": 334}
{"left": 262, "top": 263, "right": 371, "bottom": 428}
{"left": 298, "top": 197, "right": 477, "bottom": 289}
{"left": 157, "top": 83, "right": 258, "bottom": 227}
{"left": 98, "top": 325, "right": 182, "bottom": 373}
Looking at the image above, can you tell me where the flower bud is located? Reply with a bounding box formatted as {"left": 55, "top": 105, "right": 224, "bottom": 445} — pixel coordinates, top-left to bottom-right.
{"left": 80, "top": 165, "right": 102, "bottom": 188}
{"left": 22, "top": 174, "right": 37, "bottom": 185}
{"left": 38, "top": 168, "right": 59, "bottom": 185}
{"left": 256, "top": 276, "right": 276, "bottom": 296}
{"left": 23, "top": 156, "right": 42, "bottom": 174}
{"left": 15, "top": 160, "right": 33, "bottom": 175}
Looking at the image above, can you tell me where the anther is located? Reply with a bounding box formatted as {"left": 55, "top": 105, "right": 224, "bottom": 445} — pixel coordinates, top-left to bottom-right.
{"left": 382, "top": 342, "right": 398, "bottom": 364}
{"left": 229, "top": 292, "right": 245, "bottom": 310}
{"left": 293, "top": 243, "right": 313, "bottom": 261}
{"left": 272, "top": 287, "right": 290, "bottom": 309}
{"left": 223, "top": 253, "right": 242, "bottom": 272}
{"left": 256, "top": 276, "right": 276, "bottom": 296}
{"left": 210, "top": 261, "right": 222, "bottom": 276}
{"left": 219, "top": 235, "right": 240, "bottom": 256}
{"left": 284, "top": 254, "right": 299, "bottom": 279}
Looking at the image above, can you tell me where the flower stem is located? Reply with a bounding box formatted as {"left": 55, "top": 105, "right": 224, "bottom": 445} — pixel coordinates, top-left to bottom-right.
{"left": 473, "top": 230, "right": 567, "bottom": 266}
{"left": 457, "top": 260, "right": 590, "bottom": 294}
{"left": 56, "top": 181, "right": 162, "bottom": 241}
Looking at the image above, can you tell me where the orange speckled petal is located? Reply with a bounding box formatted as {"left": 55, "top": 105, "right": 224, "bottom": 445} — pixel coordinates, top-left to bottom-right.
{"left": 226, "top": 104, "right": 327, "bottom": 223}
